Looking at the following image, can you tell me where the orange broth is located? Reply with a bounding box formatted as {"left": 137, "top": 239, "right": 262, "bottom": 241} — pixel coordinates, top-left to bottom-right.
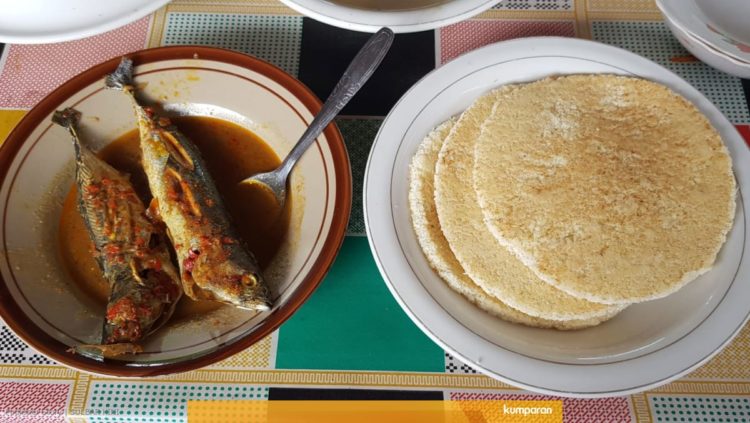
{"left": 58, "top": 116, "right": 289, "bottom": 319}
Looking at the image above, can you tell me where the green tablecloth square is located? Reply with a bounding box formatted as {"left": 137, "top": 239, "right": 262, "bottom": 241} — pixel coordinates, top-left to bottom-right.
{"left": 275, "top": 236, "right": 444, "bottom": 372}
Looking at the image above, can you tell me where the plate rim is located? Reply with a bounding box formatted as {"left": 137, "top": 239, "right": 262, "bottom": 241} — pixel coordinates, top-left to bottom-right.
{"left": 363, "top": 35, "right": 750, "bottom": 396}
{"left": 0, "top": 0, "right": 170, "bottom": 44}
{"left": 0, "top": 45, "right": 352, "bottom": 377}
{"left": 656, "top": 0, "right": 750, "bottom": 64}
{"left": 277, "top": 0, "right": 498, "bottom": 33}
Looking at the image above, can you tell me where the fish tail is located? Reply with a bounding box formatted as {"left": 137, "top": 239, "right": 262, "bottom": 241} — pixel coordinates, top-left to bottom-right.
{"left": 51, "top": 107, "right": 84, "bottom": 159}
{"left": 106, "top": 57, "right": 149, "bottom": 122}
{"left": 51, "top": 107, "right": 81, "bottom": 129}
{"left": 68, "top": 342, "right": 143, "bottom": 360}
{"left": 105, "top": 58, "right": 135, "bottom": 91}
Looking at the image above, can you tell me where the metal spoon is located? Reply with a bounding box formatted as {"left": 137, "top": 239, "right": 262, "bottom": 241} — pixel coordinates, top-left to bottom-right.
{"left": 241, "top": 27, "right": 395, "bottom": 206}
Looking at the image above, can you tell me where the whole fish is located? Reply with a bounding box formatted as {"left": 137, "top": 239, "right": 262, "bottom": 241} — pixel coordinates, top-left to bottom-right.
{"left": 53, "top": 108, "right": 182, "bottom": 358}
{"left": 105, "top": 58, "right": 271, "bottom": 311}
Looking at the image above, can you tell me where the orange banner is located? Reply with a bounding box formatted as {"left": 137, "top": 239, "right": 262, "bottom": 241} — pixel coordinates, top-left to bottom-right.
{"left": 187, "top": 400, "right": 563, "bottom": 422}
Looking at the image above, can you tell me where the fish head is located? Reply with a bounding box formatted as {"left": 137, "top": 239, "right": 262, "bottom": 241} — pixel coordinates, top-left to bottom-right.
{"left": 186, "top": 255, "right": 270, "bottom": 312}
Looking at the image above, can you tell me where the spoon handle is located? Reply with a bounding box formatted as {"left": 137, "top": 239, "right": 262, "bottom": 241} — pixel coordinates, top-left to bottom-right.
{"left": 279, "top": 27, "right": 395, "bottom": 175}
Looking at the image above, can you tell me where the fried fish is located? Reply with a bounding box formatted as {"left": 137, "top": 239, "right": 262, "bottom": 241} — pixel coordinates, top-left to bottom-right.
{"left": 105, "top": 58, "right": 271, "bottom": 311}
{"left": 53, "top": 107, "right": 182, "bottom": 358}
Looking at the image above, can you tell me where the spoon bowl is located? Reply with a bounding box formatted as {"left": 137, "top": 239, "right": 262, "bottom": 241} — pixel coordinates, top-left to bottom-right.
{"left": 241, "top": 27, "right": 394, "bottom": 207}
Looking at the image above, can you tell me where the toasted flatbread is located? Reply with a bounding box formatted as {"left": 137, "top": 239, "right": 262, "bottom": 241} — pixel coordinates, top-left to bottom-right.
{"left": 433, "top": 87, "right": 624, "bottom": 320}
{"left": 473, "top": 75, "right": 736, "bottom": 304}
{"left": 409, "top": 118, "right": 620, "bottom": 329}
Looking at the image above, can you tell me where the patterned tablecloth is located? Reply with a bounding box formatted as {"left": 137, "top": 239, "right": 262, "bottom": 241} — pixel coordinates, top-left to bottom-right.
{"left": 0, "top": 1, "right": 749, "bottom": 422}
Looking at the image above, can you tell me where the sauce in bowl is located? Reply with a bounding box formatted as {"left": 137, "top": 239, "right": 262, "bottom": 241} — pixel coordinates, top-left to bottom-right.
{"left": 58, "top": 116, "right": 290, "bottom": 320}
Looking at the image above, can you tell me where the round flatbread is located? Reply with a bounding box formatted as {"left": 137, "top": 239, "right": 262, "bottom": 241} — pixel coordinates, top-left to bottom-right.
{"left": 473, "top": 75, "right": 736, "bottom": 304}
{"left": 409, "top": 119, "right": 620, "bottom": 329}
{"left": 433, "top": 87, "right": 623, "bottom": 321}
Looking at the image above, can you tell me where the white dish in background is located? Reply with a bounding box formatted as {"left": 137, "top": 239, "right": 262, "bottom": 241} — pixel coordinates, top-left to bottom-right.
{"left": 277, "top": 0, "right": 498, "bottom": 33}
{"left": 0, "top": 0, "right": 169, "bottom": 44}
{"left": 662, "top": 13, "right": 750, "bottom": 79}
{"left": 657, "top": 0, "right": 750, "bottom": 65}
{"left": 364, "top": 37, "right": 750, "bottom": 397}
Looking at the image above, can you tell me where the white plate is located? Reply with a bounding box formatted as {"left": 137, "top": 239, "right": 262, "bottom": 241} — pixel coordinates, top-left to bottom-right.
{"left": 662, "top": 12, "right": 750, "bottom": 79}
{"left": 0, "top": 0, "right": 169, "bottom": 44}
{"left": 364, "top": 36, "right": 750, "bottom": 397}
{"left": 277, "top": 0, "right": 498, "bottom": 33}
{"left": 657, "top": 0, "right": 750, "bottom": 65}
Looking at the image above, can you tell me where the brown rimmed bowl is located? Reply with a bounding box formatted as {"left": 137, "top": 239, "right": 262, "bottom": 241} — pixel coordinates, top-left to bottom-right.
{"left": 0, "top": 46, "right": 351, "bottom": 376}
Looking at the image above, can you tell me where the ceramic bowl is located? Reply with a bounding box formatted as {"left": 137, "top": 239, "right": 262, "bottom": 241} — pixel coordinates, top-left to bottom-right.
{"left": 0, "top": 46, "right": 351, "bottom": 376}
{"left": 657, "top": 0, "right": 750, "bottom": 65}
{"left": 662, "top": 13, "right": 750, "bottom": 79}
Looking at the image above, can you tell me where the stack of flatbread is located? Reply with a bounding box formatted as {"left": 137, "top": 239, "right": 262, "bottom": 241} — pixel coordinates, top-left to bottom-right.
{"left": 409, "top": 75, "right": 736, "bottom": 330}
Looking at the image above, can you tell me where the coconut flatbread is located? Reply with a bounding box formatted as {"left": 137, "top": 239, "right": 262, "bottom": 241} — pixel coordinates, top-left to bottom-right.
{"left": 433, "top": 87, "right": 623, "bottom": 320}
{"left": 409, "top": 119, "right": 620, "bottom": 329}
{"left": 473, "top": 75, "right": 736, "bottom": 304}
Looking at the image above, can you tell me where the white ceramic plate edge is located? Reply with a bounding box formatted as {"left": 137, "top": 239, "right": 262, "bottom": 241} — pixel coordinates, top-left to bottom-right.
{"left": 277, "top": 0, "right": 498, "bottom": 33}
{"left": 0, "top": 0, "right": 169, "bottom": 44}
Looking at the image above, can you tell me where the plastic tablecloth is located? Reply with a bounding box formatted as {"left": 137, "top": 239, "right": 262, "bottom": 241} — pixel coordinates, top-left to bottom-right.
{"left": 0, "top": 1, "right": 748, "bottom": 422}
